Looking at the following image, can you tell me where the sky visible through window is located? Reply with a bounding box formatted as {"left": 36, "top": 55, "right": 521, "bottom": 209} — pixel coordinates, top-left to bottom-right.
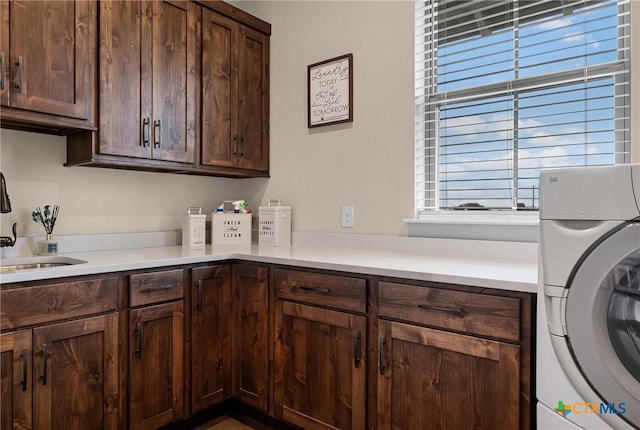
{"left": 433, "top": 1, "right": 619, "bottom": 210}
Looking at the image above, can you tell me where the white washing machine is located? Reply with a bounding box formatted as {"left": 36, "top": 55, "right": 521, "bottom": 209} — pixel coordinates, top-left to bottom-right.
{"left": 538, "top": 164, "right": 640, "bottom": 430}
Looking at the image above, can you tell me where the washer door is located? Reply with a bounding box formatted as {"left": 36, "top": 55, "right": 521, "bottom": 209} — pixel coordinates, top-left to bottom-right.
{"left": 565, "top": 222, "right": 640, "bottom": 429}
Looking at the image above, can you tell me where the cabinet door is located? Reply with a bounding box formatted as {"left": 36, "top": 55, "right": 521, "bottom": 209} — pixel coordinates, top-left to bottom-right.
{"left": 98, "top": 0, "right": 151, "bottom": 159}
{"left": 191, "top": 265, "right": 232, "bottom": 413}
{"left": 274, "top": 301, "right": 366, "bottom": 430}
{"left": 201, "top": 9, "right": 238, "bottom": 169}
{"left": 377, "top": 320, "right": 520, "bottom": 430}
{"left": 130, "top": 301, "right": 184, "bottom": 430}
{"left": 150, "top": 0, "right": 197, "bottom": 163}
{"left": 0, "top": 0, "right": 8, "bottom": 107}
{"left": 7, "top": 0, "right": 94, "bottom": 120}
{"left": 1, "top": 329, "right": 32, "bottom": 430}
{"left": 32, "top": 314, "right": 119, "bottom": 430}
{"left": 237, "top": 25, "right": 269, "bottom": 172}
{"left": 98, "top": 0, "right": 197, "bottom": 163}
{"left": 233, "top": 264, "right": 269, "bottom": 411}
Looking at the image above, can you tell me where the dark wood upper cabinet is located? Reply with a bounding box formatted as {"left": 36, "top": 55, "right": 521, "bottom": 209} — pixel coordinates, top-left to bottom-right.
{"left": 199, "top": 7, "right": 269, "bottom": 175}
{"left": 66, "top": 0, "right": 270, "bottom": 177}
{"left": 0, "top": 0, "right": 96, "bottom": 133}
{"left": 94, "top": 0, "right": 198, "bottom": 165}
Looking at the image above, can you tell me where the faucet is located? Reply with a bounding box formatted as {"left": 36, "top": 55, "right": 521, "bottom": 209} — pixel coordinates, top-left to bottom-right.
{"left": 1, "top": 172, "right": 17, "bottom": 247}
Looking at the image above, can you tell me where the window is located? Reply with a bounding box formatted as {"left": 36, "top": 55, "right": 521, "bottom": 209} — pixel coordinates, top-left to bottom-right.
{"left": 415, "top": 0, "right": 631, "bottom": 214}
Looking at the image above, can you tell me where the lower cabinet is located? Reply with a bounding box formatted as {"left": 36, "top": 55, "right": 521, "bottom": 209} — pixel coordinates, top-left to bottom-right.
{"left": 190, "top": 265, "right": 232, "bottom": 413}
{"left": 129, "top": 301, "right": 184, "bottom": 430}
{"left": 232, "top": 263, "right": 270, "bottom": 411}
{"left": 1, "top": 263, "right": 533, "bottom": 430}
{"left": 272, "top": 268, "right": 368, "bottom": 430}
{"left": 274, "top": 301, "right": 366, "bottom": 430}
{"left": 1, "top": 314, "right": 120, "bottom": 430}
{"left": 377, "top": 320, "right": 520, "bottom": 430}
{"left": 376, "top": 280, "right": 530, "bottom": 430}
{"left": 1, "top": 329, "right": 31, "bottom": 430}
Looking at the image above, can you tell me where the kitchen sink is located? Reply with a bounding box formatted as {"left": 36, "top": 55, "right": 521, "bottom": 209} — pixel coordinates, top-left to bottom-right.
{"left": 0, "top": 256, "right": 87, "bottom": 273}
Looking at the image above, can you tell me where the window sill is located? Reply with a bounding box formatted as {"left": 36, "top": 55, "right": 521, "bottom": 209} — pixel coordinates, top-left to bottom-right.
{"left": 404, "top": 212, "right": 539, "bottom": 242}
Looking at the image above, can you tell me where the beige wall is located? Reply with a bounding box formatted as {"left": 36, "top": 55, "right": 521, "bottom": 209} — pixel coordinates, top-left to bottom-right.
{"left": 0, "top": 129, "right": 241, "bottom": 238}
{"left": 237, "top": 1, "right": 415, "bottom": 236}
{"left": 1, "top": 1, "right": 637, "bottom": 239}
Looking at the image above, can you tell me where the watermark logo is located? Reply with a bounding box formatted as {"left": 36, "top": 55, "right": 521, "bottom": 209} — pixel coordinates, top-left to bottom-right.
{"left": 554, "top": 400, "right": 627, "bottom": 418}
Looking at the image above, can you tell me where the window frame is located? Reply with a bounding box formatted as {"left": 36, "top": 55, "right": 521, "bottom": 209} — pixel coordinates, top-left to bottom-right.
{"left": 414, "top": 0, "right": 632, "bottom": 220}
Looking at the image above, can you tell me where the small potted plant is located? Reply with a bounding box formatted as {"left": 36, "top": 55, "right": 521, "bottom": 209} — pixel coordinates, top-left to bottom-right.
{"left": 32, "top": 204, "right": 60, "bottom": 254}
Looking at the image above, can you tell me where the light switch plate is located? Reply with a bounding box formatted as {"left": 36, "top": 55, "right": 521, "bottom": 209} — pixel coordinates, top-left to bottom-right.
{"left": 341, "top": 206, "right": 354, "bottom": 228}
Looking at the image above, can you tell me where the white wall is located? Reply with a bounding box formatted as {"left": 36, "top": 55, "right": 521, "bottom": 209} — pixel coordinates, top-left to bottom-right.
{"left": 0, "top": 129, "right": 241, "bottom": 238}
{"left": 237, "top": 1, "right": 415, "bottom": 236}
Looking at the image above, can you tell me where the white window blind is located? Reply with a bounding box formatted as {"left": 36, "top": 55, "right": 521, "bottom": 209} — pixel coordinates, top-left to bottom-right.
{"left": 415, "top": 0, "right": 631, "bottom": 213}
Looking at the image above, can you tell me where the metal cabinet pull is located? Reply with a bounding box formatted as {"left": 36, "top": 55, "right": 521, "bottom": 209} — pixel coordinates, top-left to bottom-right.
{"left": 0, "top": 52, "right": 5, "bottom": 90}
{"left": 142, "top": 118, "right": 150, "bottom": 147}
{"left": 14, "top": 56, "right": 23, "bottom": 93}
{"left": 233, "top": 135, "right": 239, "bottom": 156}
{"left": 417, "top": 303, "right": 463, "bottom": 317}
{"left": 21, "top": 348, "right": 27, "bottom": 392}
{"left": 153, "top": 120, "right": 161, "bottom": 148}
{"left": 299, "top": 286, "right": 330, "bottom": 294}
{"left": 196, "top": 280, "right": 203, "bottom": 311}
{"left": 379, "top": 336, "right": 386, "bottom": 375}
{"left": 140, "top": 284, "right": 175, "bottom": 293}
{"left": 41, "top": 344, "right": 48, "bottom": 386}
{"left": 354, "top": 331, "right": 361, "bottom": 368}
{"left": 135, "top": 323, "right": 143, "bottom": 359}
{"left": 240, "top": 136, "right": 245, "bottom": 157}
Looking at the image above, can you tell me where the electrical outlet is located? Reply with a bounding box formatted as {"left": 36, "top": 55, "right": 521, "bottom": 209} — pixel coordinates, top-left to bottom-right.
{"left": 341, "top": 206, "right": 354, "bottom": 228}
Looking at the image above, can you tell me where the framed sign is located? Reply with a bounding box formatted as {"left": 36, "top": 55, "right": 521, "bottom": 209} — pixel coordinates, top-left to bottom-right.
{"left": 307, "top": 53, "right": 353, "bottom": 128}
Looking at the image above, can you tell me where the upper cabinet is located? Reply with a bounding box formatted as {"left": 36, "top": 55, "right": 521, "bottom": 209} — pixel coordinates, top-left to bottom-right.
{"left": 200, "top": 9, "right": 269, "bottom": 175}
{"left": 96, "top": 0, "right": 198, "bottom": 165}
{"left": 0, "top": 0, "right": 96, "bottom": 133}
{"left": 66, "top": 0, "right": 270, "bottom": 178}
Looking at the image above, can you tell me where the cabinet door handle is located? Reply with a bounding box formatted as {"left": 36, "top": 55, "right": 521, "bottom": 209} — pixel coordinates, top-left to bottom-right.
{"left": 233, "top": 135, "right": 239, "bottom": 156}
{"left": 379, "top": 336, "right": 386, "bottom": 375}
{"left": 299, "top": 286, "right": 330, "bottom": 294}
{"left": 417, "top": 303, "right": 463, "bottom": 317}
{"left": 0, "top": 51, "right": 5, "bottom": 90}
{"left": 354, "top": 331, "right": 361, "bottom": 368}
{"left": 140, "top": 283, "right": 176, "bottom": 293}
{"left": 240, "top": 136, "right": 245, "bottom": 157}
{"left": 41, "top": 344, "right": 48, "bottom": 386}
{"left": 153, "top": 120, "right": 161, "bottom": 148}
{"left": 135, "top": 323, "right": 143, "bottom": 359}
{"left": 14, "top": 56, "right": 23, "bottom": 93}
{"left": 196, "top": 279, "right": 203, "bottom": 311}
{"left": 21, "top": 348, "right": 28, "bottom": 392}
{"left": 142, "top": 118, "right": 150, "bottom": 147}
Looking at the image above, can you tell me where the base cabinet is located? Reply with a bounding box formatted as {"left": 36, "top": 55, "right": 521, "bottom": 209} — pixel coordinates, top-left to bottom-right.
{"left": 1, "top": 263, "right": 533, "bottom": 430}
{"left": 232, "top": 264, "right": 270, "bottom": 411}
{"left": 129, "top": 302, "right": 184, "bottom": 430}
{"left": 377, "top": 320, "right": 520, "bottom": 430}
{"left": 0, "top": 315, "right": 119, "bottom": 430}
{"left": 190, "top": 265, "right": 232, "bottom": 413}
{"left": 274, "top": 301, "right": 366, "bottom": 430}
{"left": 1, "top": 329, "right": 32, "bottom": 430}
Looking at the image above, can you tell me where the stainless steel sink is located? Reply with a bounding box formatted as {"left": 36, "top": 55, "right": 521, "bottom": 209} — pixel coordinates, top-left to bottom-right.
{"left": 0, "top": 257, "right": 87, "bottom": 273}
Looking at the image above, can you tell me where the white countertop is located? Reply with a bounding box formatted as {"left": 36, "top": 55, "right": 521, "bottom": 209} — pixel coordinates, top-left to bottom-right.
{"left": 0, "top": 232, "right": 538, "bottom": 292}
